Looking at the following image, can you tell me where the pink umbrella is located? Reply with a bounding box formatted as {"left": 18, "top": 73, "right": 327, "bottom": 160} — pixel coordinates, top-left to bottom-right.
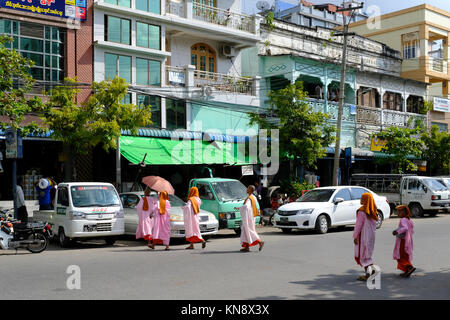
{"left": 142, "top": 176, "right": 175, "bottom": 195}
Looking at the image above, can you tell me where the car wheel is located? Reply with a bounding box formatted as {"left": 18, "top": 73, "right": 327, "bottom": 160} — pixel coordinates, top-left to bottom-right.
{"left": 376, "top": 211, "right": 383, "bottom": 229}
{"left": 234, "top": 228, "right": 241, "bottom": 236}
{"left": 281, "top": 228, "right": 292, "bottom": 234}
{"left": 105, "top": 237, "right": 116, "bottom": 246}
{"left": 410, "top": 203, "right": 423, "bottom": 218}
{"left": 270, "top": 214, "right": 275, "bottom": 226}
{"left": 58, "top": 227, "right": 71, "bottom": 248}
{"left": 315, "top": 215, "right": 328, "bottom": 234}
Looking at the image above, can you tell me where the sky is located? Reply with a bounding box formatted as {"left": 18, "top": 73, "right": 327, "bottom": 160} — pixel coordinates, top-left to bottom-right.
{"left": 243, "top": 0, "right": 450, "bottom": 15}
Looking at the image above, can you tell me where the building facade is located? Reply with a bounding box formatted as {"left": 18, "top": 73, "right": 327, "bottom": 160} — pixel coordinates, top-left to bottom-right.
{"left": 347, "top": 4, "right": 450, "bottom": 132}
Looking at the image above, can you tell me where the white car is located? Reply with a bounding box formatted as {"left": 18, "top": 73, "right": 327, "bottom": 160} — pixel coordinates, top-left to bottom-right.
{"left": 120, "top": 192, "right": 219, "bottom": 239}
{"left": 273, "top": 186, "right": 390, "bottom": 234}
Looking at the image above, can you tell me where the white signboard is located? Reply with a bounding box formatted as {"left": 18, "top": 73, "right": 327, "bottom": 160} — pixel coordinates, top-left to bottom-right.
{"left": 241, "top": 165, "right": 254, "bottom": 176}
{"left": 434, "top": 97, "right": 450, "bottom": 113}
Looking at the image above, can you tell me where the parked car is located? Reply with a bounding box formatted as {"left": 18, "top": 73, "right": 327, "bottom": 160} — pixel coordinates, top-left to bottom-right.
{"left": 435, "top": 177, "right": 450, "bottom": 190}
{"left": 273, "top": 186, "right": 391, "bottom": 234}
{"left": 120, "top": 192, "right": 219, "bottom": 239}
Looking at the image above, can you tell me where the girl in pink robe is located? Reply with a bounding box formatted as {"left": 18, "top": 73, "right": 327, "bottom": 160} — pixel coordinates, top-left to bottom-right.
{"left": 150, "top": 191, "right": 171, "bottom": 250}
{"left": 393, "top": 205, "right": 415, "bottom": 277}
{"left": 353, "top": 193, "right": 379, "bottom": 281}
{"left": 136, "top": 188, "right": 156, "bottom": 247}
{"left": 182, "top": 187, "right": 206, "bottom": 250}
{"left": 239, "top": 185, "right": 264, "bottom": 252}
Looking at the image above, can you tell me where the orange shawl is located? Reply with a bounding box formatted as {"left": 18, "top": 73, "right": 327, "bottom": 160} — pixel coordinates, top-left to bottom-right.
{"left": 358, "top": 193, "right": 378, "bottom": 221}
{"left": 395, "top": 205, "right": 411, "bottom": 219}
{"left": 188, "top": 187, "right": 200, "bottom": 214}
{"left": 143, "top": 197, "right": 149, "bottom": 211}
{"left": 244, "top": 194, "right": 259, "bottom": 217}
{"left": 159, "top": 191, "right": 169, "bottom": 214}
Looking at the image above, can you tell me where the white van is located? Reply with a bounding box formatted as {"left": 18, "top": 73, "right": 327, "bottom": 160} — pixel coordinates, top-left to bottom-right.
{"left": 33, "top": 182, "right": 125, "bottom": 247}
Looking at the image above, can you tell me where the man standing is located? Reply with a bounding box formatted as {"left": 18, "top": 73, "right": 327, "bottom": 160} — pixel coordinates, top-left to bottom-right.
{"left": 239, "top": 185, "right": 264, "bottom": 252}
{"left": 16, "top": 178, "right": 28, "bottom": 223}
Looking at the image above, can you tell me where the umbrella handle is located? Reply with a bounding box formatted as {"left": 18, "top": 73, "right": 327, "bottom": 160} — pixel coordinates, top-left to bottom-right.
{"left": 131, "top": 153, "right": 148, "bottom": 192}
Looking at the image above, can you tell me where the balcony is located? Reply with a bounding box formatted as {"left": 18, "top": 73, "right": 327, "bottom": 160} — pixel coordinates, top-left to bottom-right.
{"left": 306, "top": 99, "right": 356, "bottom": 122}
{"left": 356, "top": 105, "right": 427, "bottom": 128}
{"left": 165, "top": 0, "right": 258, "bottom": 35}
{"left": 430, "top": 58, "right": 448, "bottom": 74}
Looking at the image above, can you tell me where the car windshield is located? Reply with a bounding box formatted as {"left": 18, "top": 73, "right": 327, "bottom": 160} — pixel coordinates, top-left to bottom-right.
{"left": 444, "top": 179, "right": 450, "bottom": 188}
{"left": 423, "top": 179, "right": 448, "bottom": 192}
{"left": 297, "top": 189, "right": 336, "bottom": 202}
{"left": 148, "top": 193, "right": 185, "bottom": 207}
{"left": 211, "top": 181, "right": 248, "bottom": 202}
{"left": 71, "top": 185, "right": 121, "bottom": 207}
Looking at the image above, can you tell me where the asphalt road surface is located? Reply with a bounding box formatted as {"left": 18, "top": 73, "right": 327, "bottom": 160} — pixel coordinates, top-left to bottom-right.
{"left": 1, "top": 214, "right": 450, "bottom": 300}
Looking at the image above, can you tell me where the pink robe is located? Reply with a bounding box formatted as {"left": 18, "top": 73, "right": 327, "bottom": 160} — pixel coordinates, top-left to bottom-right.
{"left": 239, "top": 197, "right": 261, "bottom": 247}
{"left": 393, "top": 217, "right": 414, "bottom": 260}
{"left": 136, "top": 196, "right": 156, "bottom": 240}
{"left": 353, "top": 210, "right": 377, "bottom": 267}
{"left": 182, "top": 197, "right": 204, "bottom": 243}
{"left": 152, "top": 200, "right": 171, "bottom": 246}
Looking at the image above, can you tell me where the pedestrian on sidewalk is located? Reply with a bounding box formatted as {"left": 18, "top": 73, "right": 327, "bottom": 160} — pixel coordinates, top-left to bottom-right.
{"left": 393, "top": 205, "right": 416, "bottom": 277}
{"left": 239, "top": 185, "right": 264, "bottom": 252}
{"left": 353, "top": 192, "right": 380, "bottom": 281}
{"left": 150, "top": 191, "right": 171, "bottom": 251}
{"left": 182, "top": 187, "right": 206, "bottom": 250}
{"left": 16, "top": 178, "right": 28, "bottom": 223}
{"left": 136, "top": 187, "right": 155, "bottom": 248}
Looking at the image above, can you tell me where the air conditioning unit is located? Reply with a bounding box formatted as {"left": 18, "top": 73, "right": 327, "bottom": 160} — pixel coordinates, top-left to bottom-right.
{"left": 221, "top": 45, "right": 236, "bottom": 58}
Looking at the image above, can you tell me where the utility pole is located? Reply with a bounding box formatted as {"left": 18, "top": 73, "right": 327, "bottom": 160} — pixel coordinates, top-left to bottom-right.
{"left": 331, "top": 1, "right": 364, "bottom": 186}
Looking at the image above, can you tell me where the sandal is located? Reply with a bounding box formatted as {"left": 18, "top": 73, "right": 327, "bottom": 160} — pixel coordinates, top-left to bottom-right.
{"left": 258, "top": 241, "right": 265, "bottom": 252}
{"left": 405, "top": 267, "right": 416, "bottom": 278}
{"left": 240, "top": 247, "right": 250, "bottom": 252}
{"left": 202, "top": 241, "right": 206, "bottom": 249}
{"left": 185, "top": 245, "right": 194, "bottom": 250}
{"left": 357, "top": 275, "right": 369, "bottom": 281}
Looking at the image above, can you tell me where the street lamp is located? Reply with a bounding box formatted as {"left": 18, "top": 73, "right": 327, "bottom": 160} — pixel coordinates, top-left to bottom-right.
{"left": 329, "top": 1, "right": 364, "bottom": 186}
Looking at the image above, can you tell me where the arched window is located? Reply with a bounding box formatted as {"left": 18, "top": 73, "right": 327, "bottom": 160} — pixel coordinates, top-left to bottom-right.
{"left": 191, "top": 43, "right": 216, "bottom": 76}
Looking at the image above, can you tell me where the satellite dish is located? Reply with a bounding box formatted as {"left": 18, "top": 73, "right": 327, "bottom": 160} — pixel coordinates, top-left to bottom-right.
{"left": 256, "top": 0, "right": 271, "bottom": 11}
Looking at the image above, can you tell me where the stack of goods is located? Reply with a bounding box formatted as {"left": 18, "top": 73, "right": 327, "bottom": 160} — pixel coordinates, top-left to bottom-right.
{"left": 21, "top": 171, "right": 43, "bottom": 200}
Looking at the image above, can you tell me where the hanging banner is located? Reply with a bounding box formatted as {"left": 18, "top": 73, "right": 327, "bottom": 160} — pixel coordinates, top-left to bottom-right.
{"left": 433, "top": 97, "right": 450, "bottom": 113}
{"left": 0, "top": 0, "right": 87, "bottom": 21}
{"left": 370, "top": 137, "right": 387, "bottom": 152}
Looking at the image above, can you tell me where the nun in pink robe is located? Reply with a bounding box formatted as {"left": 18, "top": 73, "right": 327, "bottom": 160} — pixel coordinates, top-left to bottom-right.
{"left": 150, "top": 191, "right": 171, "bottom": 250}
{"left": 136, "top": 188, "right": 156, "bottom": 247}
{"left": 239, "top": 185, "right": 264, "bottom": 252}
{"left": 393, "top": 205, "right": 415, "bottom": 277}
{"left": 353, "top": 193, "right": 379, "bottom": 280}
{"left": 182, "top": 187, "right": 206, "bottom": 249}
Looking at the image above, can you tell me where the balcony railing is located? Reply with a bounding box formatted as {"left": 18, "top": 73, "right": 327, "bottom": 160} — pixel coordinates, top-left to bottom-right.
{"left": 356, "top": 105, "right": 427, "bottom": 128}
{"left": 430, "top": 58, "right": 448, "bottom": 74}
{"left": 306, "top": 99, "right": 356, "bottom": 122}
{"left": 166, "top": 0, "right": 257, "bottom": 34}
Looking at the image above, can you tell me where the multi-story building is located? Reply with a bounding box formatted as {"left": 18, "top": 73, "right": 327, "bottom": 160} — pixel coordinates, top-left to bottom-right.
{"left": 346, "top": 4, "right": 450, "bottom": 132}
{"left": 242, "top": 18, "right": 428, "bottom": 185}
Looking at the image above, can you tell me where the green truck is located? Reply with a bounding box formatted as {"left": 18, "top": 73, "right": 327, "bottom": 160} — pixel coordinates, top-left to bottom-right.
{"left": 188, "top": 178, "right": 261, "bottom": 234}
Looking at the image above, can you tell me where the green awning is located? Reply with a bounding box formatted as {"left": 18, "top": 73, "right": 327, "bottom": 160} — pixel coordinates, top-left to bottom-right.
{"left": 120, "top": 136, "right": 256, "bottom": 165}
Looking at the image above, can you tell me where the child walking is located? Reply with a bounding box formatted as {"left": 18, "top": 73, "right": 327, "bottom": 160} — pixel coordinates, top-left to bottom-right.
{"left": 393, "top": 205, "right": 416, "bottom": 277}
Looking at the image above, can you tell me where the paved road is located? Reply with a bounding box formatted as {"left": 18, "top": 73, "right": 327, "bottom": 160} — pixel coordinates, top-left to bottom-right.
{"left": 1, "top": 214, "right": 450, "bottom": 300}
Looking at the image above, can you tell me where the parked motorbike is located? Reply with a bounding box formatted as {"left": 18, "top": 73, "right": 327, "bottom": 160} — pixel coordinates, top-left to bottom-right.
{"left": 0, "top": 209, "right": 52, "bottom": 253}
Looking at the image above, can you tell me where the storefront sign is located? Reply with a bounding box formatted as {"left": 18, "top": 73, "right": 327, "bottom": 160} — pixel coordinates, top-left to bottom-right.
{"left": 241, "top": 165, "right": 254, "bottom": 176}
{"left": 0, "top": 0, "right": 87, "bottom": 21}
{"left": 370, "top": 137, "right": 387, "bottom": 152}
{"left": 5, "top": 128, "right": 23, "bottom": 159}
{"left": 433, "top": 97, "right": 450, "bottom": 113}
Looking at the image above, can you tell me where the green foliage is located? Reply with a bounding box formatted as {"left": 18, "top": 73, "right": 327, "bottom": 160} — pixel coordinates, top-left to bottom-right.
{"left": 249, "top": 81, "right": 335, "bottom": 169}
{"left": 43, "top": 76, "right": 153, "bottom": 154}
{"left": 374, "top": 126, "right": 424, "bottom": 174}
{"left": 280, "top": 178, "right": 315, "bottom": 198}
{"left": 0, "top": 36, "right": 46, "bottom": 136}
{"left": 265, "top": 11, "right": 276, "bottom": 31}
{"left": 420, "top": 100, "right": 433, "bottom": 115}
{"left": 420, "top": 125, "right": 450, "bottom": 175}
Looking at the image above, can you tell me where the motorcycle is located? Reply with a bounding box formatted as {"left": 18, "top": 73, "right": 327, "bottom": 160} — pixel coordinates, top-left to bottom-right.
{"left": 0, "top": 208, "right": 52, "bottom": 254}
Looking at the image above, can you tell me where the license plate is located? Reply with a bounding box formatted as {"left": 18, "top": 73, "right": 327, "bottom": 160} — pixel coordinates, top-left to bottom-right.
{"left": 280, "top": 217, "right": 288, "bottom": 222}
{"left": 200, "top": 224, "right": 207, "bottom": 231}
{"left": 83, "top": 224, "right": 97, "bottom": 232}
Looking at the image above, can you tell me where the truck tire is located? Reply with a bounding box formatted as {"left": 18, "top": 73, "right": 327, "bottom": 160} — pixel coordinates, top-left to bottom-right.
{"left": 409, "top": 203, "right": 423, "bottom": 218}
{"left": 59, "top": 227, "right": 71, "bottom": 248}
{"left": 105, "top": 237, "right": 116, "bottom": 246}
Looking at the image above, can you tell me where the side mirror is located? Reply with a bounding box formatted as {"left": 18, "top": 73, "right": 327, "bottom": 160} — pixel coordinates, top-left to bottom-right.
{"left": 422, "top": 185, "right": 428, "bottom": 193}
{"left": 334, "top": 197, "right": 344, "bottom": 205}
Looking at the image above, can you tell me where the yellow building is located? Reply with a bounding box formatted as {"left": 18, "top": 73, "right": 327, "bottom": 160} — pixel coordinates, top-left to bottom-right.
{"left": 346, "top": 4, "right": 450, "bottom": 132}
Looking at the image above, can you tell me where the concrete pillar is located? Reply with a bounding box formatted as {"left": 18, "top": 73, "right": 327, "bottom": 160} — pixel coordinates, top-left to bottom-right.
{"left": 419, "top": 25, "right": 429, "bottom": 73}
{"left": 185, "top": 64, "right": 196, "bottom": 94}
{"left": 185, "top": 0, "right": 193, "bottom": 19}
{"left": 252, "top": 76, "right": 261, "bottom": 97}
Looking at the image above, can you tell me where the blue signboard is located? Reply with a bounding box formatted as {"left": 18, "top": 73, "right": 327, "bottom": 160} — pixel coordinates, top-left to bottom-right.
{"left": 0, "top": 0, "right": 87, "bottom": 21}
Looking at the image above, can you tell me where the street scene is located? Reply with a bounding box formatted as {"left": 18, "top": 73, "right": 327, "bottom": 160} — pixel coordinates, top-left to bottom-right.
{"left": 1, "top": 0, "right": 450, "bottom": 306}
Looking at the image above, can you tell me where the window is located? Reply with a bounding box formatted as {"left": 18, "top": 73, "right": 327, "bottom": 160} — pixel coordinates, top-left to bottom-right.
{"left": 136, "top": 22, "right": 160, "bottom": 50}
{"left": 105, "top": 53, "right": 131, "bottom": 82}
{"left": 57, "top": 187, "right": 69, "bottom": 206}
{"left": 136, "top": 0, "right": 160, "bottom": 14}
{"left": 350, "top": 188, "right": 369, "bottom": 200}
{"left": 105, "top": 16, "right": 131, "bottom": 45}
{"left": 197, "top": 183, "right": 214, "bottom": 200}
{"left": 104, "top": 0, "right": 131, "bottom": 8}
{"left": 303, "top": 17, "right": 311, "bottom": 27}
{"left": 0, "top": 20, "right": 64, "bottom": 82}
{"left": 137, "top": 95, "right": 161, "bottom": 128}
{"left": 408, "top": 179, "right": 420, "bottom": 191}
{"left": 402, "top": 33, "right": 419, "bottom": 60}
{"left": 166, "top": 98, "right": 186, "bottom": 129}
{"left": 333, "top": 189, "right": 352, "bottom": 202}
{"left": 191, "top": 43, "right": 216, "bottom": 75}
{"left": 194, "top": 0, "right": 217, "bottom": 8}
{"left": 120, "top": 194, "right": 140, "bottom": 208}
{"left": 136, "top": 58, "right": 161, "bottom": 86}
{"left": 383, "top": 92, "right": 403, "bottom": 111}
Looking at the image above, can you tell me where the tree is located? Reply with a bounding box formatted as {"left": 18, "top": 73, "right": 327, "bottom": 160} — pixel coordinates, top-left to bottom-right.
{"left": 374, "top": 126, "right": 424, "bottom": 174}
{"left": 0, "top": 36, "right": 46, "bottom": 135}
{"left": 421, "top": 125, "right": 450, "bottom": 175}
{"left": 249, "top": 81, "right": 335, "bottom": 171}
{"left": 43, "top": 76, "right": 153, "bottom": 154}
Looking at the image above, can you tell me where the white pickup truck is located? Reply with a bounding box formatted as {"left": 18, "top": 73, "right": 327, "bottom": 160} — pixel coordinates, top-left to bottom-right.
{"left": 351, "top": 174, "right": 450, "bottom": 217}
{"left": 32, "top": 182, "right": 125, "bottom": 247}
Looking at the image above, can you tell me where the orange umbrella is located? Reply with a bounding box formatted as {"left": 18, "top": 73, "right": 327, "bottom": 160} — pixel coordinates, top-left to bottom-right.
{"left": 141, "top": 176, "right": 175, "bottom": 195}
